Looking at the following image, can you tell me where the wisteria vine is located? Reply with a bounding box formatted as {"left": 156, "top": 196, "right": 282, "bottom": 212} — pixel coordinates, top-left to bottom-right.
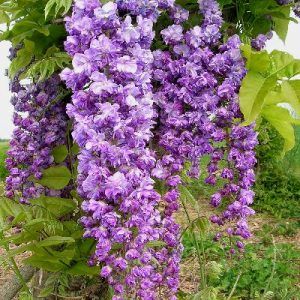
{"left": 5, "top": 49, "right": 69, "bottom": 203}
{"left": 61, "top": 1, "right": 183, "bottom": 299}
{"left": 152, "top": 0, "right": 257, "bottom": 254}
{"left": 5, "top": 0, "right": 281, "bottom": 298}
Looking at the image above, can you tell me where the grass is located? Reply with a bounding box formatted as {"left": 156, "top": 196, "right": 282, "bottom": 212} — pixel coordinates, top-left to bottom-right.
{"left": 178, "top": 199, "right": 300, "bottom": 299}
{"left": 0, "top": 141, "right": 9, "bottom": 180}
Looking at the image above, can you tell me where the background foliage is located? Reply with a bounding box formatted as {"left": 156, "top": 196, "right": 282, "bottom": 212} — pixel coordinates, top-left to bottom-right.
{"left": 0, "top": 140, "right": 8, "bottom": 180}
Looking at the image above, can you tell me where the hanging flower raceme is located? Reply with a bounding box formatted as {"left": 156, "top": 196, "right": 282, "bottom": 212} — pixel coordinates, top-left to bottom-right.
{"left": 251, "top": 31, "right": 273, "bottom": 51}
{"left": 5, "top": 60, "right": 69, "bottom": 203}
{"left": 153, "top": 0, "right": 257, "bottom": 252}
{"left": 62, "top": 1, "right": 178, "bottom": 299}
{"left": 208, "top": 37, "right": 258, "bottom": 250}
{"left": 152, "top": 0, "right": 223, "bottom": 241}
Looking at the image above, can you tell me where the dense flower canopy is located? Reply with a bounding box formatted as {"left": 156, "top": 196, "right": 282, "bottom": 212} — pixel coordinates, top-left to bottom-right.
{"left": 5, "top": 0, "right": 265, "bottom": 299}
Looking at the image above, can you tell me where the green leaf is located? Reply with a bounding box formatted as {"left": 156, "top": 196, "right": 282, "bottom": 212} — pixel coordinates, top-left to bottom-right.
{"left": 192, "top": 287, "right": 219, "bottom": 300}
{"left": 71, "top": 143, "right": 80, "bottom": 155}
{"left": 37, "top": 166, "right": 71, "bottom": 190}
{"left": 10, "top": 20, "right": 51, "bottom": 44}
{"left": 250, "top": 0, "right": 275, "bottom": 15}
{"left": 9, "top": 40, "right": 35, "bottom": 78}
{"left": 24, "top": 51, "right": 70, "bottom": 80}
{"left": 206, "top": 261, "right": 223, "bottom": 280}
{"left": 24, "top": 218, "right": 64, "bottom": 237}
{"left": 31, "top": 196, "right": 76, "bottom": 218}
{"left": 239, "top": 71, "right": 277, "bottom": 124}
{"left": 38, "top": 286, "right": 54, "bottom": 298}
{"left": 11, "top": 211, "right": 28, "bottom": 225}
{"left": 79, "top": 238, "right": 96, "bottom": 256}
{"left": 194, "top": 217, "right": 210, "bottom": 236}
{"left": 264, "top": 80, "right": 300, "bottom": 116}
{"left": 288, "top": 80, "right": 300, "bottom": 108}
{"left": 217, "top": 0, "right": 232, "bottom": 7}
{"left": 240, "top": 50, "right": 300, "bottom": 124}
{"left": 0, "top": 10, "right": 9, "bottom": 24}
{"left": 36, "top": 236, "right": 75, "bottom": 247}
{"left": 0, "top": 230, "right": 39, "bottom": 246}
{"left": 278, "top": 81, "right": 300, "bottom": 115}
{"left": 0, "top": 197, "right": 28, "bottom": 226}
{"left": 179, "top": 185, "right": 198, "bottom": 207}
{"left": 45, "top": 0, "right": 72, "bottom": 19}
{"left": 249, "top": 52, "right": 270, "bottom": 73}
{"left": 66, "top": 262, "right": 100, "bottom": 276}
{"left": 146, "top": 240, "right": 167, "bottom": 248}
{"left": 6, "top": 244, "right": 34, "bottom": 257}
{"left": 52, "top": 145, "right": 68, "bottom": 163}
{"left": 48, "top": 248, "right": 75, "bottom": 261}
{"left": 24, "top": 255, "right": 66, "bottom": 272}
{"left": 47, "top": 248, "right": 76, "bottom": 264}
{"left": 241, "top": 45, "right": 270, "bottom": 73}
{"left": 262, "top": 105, "right": 300, "bottom": 153}
{"left": 251, "top": 17, "right": 272, "bottom": 37}
{"left": 273, "top": 6, "right": 290, "bottom": 42}
{"left": 270, "top": 50, "right": 300, "bottom": 78}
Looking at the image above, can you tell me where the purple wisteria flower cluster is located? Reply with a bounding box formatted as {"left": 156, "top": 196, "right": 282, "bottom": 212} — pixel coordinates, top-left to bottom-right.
{"left": 60, "top": 0, "right": 258, "bottom": 297}
{"left": 153, "top": 0, "right": 257, "bottom": 252}
{"left": 61, "top": 1, "right": 181, "bottom": 299}
{"left": 5, "top": 68, "right": 68, "bottom": 203}
{"left": 251, "top": 32, "right": 273, "bottom": 51}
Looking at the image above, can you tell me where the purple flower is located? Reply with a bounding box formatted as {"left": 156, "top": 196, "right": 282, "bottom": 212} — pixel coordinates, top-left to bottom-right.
{"left": 276, "top": 0, "right": 292, "bottom": 5}
{"left": 161, "top": 25, "right": 183, "bottom": 45}
{"left": 153, "top": 0, "right": 257, "bottom": 253}
{"left": 115, "top": 56, "right": 138, "bottom": 74}
{"left": 170, "top": 5, "right": 189, "bottom": 24}
{"left": 62, "top": 1, "right": 179, "bottom": 298}
{"left": 6, "top": 72, "right": 69, "bottom": 202}
{"left": 125, "top": 249, "right": 140, "bottom": 260}
{"left": 101, "top": 265, "right": 112, "bottom": 278}
{"left": 236, "top": 241, "right": 244, "bottom": 250}
{"left": 251, "top": 32, "right": 272, "bottom": 51}
{"left": 73, "top": 53, "right": 92, "bottom": 75}
{"left": 94, "top": 2, "right": 117, "bottom": 19}
{"left": 105, "top": 172, "right": 129, "bottom": 199}
{"left": 211, "top": 192, "right": 222, "bottom": 207}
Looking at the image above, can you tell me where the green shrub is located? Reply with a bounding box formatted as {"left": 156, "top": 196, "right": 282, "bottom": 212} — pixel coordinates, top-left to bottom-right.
{"left": 0, "top": 141, "right": 9, "bottom": 181}
{"left": 254, "top": 123, "right": 300, "bottom": 218}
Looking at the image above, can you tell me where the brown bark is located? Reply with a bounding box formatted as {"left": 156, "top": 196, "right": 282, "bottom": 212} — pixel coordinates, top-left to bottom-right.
{"left": 0, "top": 266, "right": 35, "bottom": 300}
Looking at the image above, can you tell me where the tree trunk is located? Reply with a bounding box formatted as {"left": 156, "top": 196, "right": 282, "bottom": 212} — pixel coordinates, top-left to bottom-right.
{"left": 0, "top": 266, "right": 35, "bottom": 300}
